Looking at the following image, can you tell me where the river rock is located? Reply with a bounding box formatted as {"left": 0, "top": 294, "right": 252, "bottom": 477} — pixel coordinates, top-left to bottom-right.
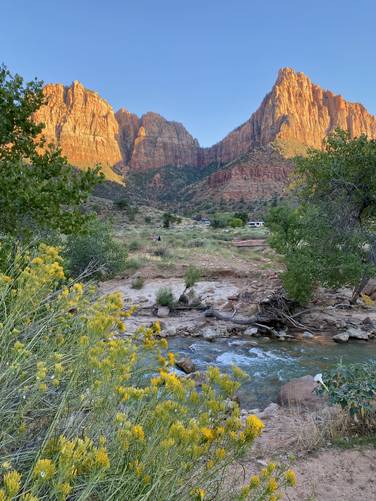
{"left": 347, "top": 327, "right": 369, "bottom": 340}
{"left": 278, "top": 375, "right": 322, "bottom": 409}
{"left": 185, "top": 288, "right": 201, "bottom": 306}
{"left": 157, "top": 306, "right": 170, "bottom": 318}
{"left": 259, "top": 402, "right": 280, "bottom": 419}
{"left": 244, "top": 327, "right": 259, "bottom": 337}
{"left": 176, "top": 357, "right": 197, "bottom": 374}
{"left": 332, "top": 332, "right": 349, "bottom": 343}
{"left": 303, "top": 331, "right": 314, "bottom": 339}
{"left": 201, "top": 325, "right": 228, "bottom": 340}
{"left": 363, "top": 278, "right": 376, "bottom": 299}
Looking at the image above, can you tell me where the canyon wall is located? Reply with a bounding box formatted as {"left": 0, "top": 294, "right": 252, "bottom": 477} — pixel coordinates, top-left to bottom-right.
{"left": 33, "top": 69, "right": 376, "bottom": 202}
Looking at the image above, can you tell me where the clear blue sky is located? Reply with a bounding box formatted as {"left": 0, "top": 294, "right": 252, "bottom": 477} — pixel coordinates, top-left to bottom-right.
{"left": 1, "top": 0, "right": 375, "bottom": 146}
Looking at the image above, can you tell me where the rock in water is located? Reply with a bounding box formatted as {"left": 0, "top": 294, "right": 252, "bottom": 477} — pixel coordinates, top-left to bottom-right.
{"left": 244, "top": 327, "right": 259, "bottom": 337}
{"left": 278, "top": 375, "right": 322, "bottom": 409}
{"left": 347, "top": 328, "right": 369, "bottom": 340}
{"left": 176, "top": 357, "right": 197, "bottom": 374}
{"left": 332, "top": 333, "right": 349, "bottom": 343}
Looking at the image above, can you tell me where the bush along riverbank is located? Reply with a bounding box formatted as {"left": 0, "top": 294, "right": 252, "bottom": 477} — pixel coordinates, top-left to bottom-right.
{"left": 0, "top": 245, "right": 296, "bottom": 500}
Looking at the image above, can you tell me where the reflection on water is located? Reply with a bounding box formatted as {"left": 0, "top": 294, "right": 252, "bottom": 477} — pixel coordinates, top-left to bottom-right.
{"left": 168, "top": 337, "right": 376, "bottom": 409}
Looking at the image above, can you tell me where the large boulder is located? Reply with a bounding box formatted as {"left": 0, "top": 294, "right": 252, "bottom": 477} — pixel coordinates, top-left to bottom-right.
{"left": 176, "top": 357, "right": 197, "bottom": 374}
{"left": 363, "top": 278, "right": 376, "bottom": 299}
{"left": 347, "top": 327, "right": 369, "bottom": 340}
{"left": 278, "top": 375, "right": 323, "bottom": 409}
{"left": 332, "top": 332, "right": 349, "bottom": 343}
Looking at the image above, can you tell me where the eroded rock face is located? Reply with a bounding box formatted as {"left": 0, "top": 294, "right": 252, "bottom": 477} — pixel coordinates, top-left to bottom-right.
{"left": 202, "top": 147, "right": 293, "bottom": 202}
{"left": 203, "top": 67, "right": 376, "bottom": 163}
{"left": 129, "top": 112, "right": 200, "bottom": 170}
{"left": 34, "top": 81, "right": 124, "bottom": 182}
{"left": 34, "top": 69, "right": 376, "bottom": 194}
{"left": 115, "top": 108, "right": 140, "bottom": 164}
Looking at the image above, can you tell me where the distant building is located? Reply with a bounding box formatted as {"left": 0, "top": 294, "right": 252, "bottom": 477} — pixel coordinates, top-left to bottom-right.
{"left": 247, "top": 221, "right": 264, "bottom": 228}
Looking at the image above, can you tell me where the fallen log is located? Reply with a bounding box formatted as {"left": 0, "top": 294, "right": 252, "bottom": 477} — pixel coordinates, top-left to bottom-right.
{"left": 204, "top": 308, "right": 273, "bottom": 331}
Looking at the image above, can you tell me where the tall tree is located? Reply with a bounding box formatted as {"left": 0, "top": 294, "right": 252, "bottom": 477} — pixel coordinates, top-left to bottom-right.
{"left": 0, "top": 64, "right": 103, "bottom": 236}
{"left": 266, "top": 130, "right": 376, "bottom": 303}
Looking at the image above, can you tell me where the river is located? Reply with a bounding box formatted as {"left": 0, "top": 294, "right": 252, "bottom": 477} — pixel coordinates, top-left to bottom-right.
{"left": 168, "top": 336, "right": 376, "bottom": 409}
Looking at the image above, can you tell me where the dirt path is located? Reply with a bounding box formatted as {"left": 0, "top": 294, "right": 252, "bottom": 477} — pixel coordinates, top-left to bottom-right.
{"left": 286, "top": 447, "right": 376, "bottom": 500}
{"left": 229, "top": 406, "right": 376, "bottom": 501}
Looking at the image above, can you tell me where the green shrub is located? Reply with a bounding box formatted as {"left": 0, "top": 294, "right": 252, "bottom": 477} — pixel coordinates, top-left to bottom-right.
{"left": 153, "top": 246, "right": 171, "bottom": 258}
{"left": 115, "top": 198, "right": 130, "bottom": 210}
{"left": 128, "top": 240, "right": 142, "bottom": 252}
{"left": 162, "top": 212, "right": 181, "bottom": 228}
{"left": 229, "top": 217, "right": 244, "bottom": 228}
{"left": 187, "top": 239, "right": 206, "bottom": 248}
{"left": 233, "top": 212, "right": 248, "bottom": 224}
{"left": 64, "top": 219, "right": 127, "bottom": 280}
{"left": 211, "top": 214, "right": 230, "bottom": 229}
{"left": 144, "top": 216, "right": 152, "bottom": 224}
{"left": 184, "top": 266, "right": 201, "bottom": 289}
{"left": 124, "top": 257, "right": 143, "bottom": 271}
{"left": 156, "top": 287, "right": 175, "bottom": 307}
{"left": 131, "top": 276, "right": 145, "bottom": 289}
{"left": 0, "top": 246, "right": 294, "bottom": 499}
{"left": 318, "top": 361, "right": 376, "bottom": 428}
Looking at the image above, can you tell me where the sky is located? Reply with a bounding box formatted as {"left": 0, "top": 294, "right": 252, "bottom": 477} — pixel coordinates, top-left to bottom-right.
{"left": 1, "top": 0, "right": 375, "bottom": 146}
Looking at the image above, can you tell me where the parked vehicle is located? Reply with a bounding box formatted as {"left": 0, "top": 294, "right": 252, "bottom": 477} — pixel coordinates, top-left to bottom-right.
{"left": 247, "top": 221, "right": 264, "bottom": 228}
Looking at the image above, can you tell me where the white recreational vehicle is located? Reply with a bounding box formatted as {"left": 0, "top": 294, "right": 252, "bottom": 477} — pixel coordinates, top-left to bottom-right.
{"left": 247, "top": 221, "right": 264, "bottom": 228}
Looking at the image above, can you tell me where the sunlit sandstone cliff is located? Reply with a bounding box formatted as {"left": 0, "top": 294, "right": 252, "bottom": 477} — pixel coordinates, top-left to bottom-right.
{"left": 34, "top": 81, "right": 123, "bottom": 182}
{"left": 34, "top": 69, "right": 376, "bottom": 200}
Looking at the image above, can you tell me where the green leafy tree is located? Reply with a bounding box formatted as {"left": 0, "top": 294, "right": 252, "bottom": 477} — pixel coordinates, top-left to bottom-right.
{"left": 230, "top": 217, "right": 245, "bottom": 228}
{"left": 0, "top": 64, "right": 103, "bottom": 237}
{"left": 233, "top": 212, "right": 248, "bottom": 224}
{"left": 162, "top": 212, "right": 181, "bottom": 228}
{"left": 266, "top": 130, "right": 376, "bottom": 303}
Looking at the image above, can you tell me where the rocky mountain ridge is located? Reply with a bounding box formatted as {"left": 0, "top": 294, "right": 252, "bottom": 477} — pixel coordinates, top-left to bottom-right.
{"left": 34, "top": 69, "right": 376, "bottom": 205}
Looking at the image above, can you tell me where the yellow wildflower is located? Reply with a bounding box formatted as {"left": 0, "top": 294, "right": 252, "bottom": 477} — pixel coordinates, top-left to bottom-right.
{"left": 215, "top": 448, "right": 226, "bottom": 460}
{"left": 56, "top": 482, "right": 72, "bottom": 497}
{"left": 22, "top": 494, "right": 39, "bottom": 501}
{"left": 192, "top": 487, "right": 206, "bottom": 500}
{"left": 232, "top": 366, "right": 248, "bottom": 379}
{"left": 31, "top": 257, "right": 43, "bottom": 266}
{"left": 0, "top": 490, "right": 6, "bottom": 501}
{"left": 95, "top": 448, "right": 110, "bottom": 469}
{"left": 245, "top": 414, "right": 265, "bottom": 438}
{"left": 132, "top": 425, "right": 145, "bottom": 441}
{"left": 285, "top": 469, "right": 297, "bottom": 487}
{"left": 200, "top": 427, "right": 215, "bottom": 441}
{"left": 249, "top": 475, "right": 260, "bottom": 488}
{"left": 33, "top": 459, "right": 56, "bottom": 480}
{"left": 168, "top": 352, "right": 175, "bottom": 366}
{"left": 160, "top": 438, "right": 175, "bottom": 449}
{"left": 3, "top": 470, "right": 21, "bottom": 496}
{"left": 266, "top": 477, "right": 279, "bottom": 493}
{"left": 160, "top": 338, "right": 168, "bottom": 349}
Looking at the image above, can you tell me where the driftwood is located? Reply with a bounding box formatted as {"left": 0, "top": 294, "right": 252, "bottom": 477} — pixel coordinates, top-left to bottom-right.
{"left": 205, "top": 288, "right": 319, "bottom": 333}
{"left": 204, "top": 308, "right": 274, "bottom": 331}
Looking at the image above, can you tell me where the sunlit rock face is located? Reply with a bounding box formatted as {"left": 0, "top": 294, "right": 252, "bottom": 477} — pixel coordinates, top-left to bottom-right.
{"left": 34, "top": 81, "right": 124, "bottom": 182}
{"left": 195, "top": 147, "right": 293, "bottom": 203}
{"left": 34, "top": 69, "right": 376, "bottom": 200}
{"left": 128, "top": 112, "right": 201, "bottom": 170}
{"left": 202, "top": 67, "right": 376, "bottom": 163}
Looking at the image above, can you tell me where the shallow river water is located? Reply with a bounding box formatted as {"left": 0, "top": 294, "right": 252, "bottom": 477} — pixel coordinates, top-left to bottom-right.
{"left": 168, "top": 336, "right": 376, "bottom": 409}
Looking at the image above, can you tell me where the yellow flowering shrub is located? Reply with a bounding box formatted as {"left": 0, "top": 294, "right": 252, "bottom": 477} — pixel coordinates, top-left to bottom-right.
{"left": 0, "top": 246, "right": 295, "bottom": 500}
